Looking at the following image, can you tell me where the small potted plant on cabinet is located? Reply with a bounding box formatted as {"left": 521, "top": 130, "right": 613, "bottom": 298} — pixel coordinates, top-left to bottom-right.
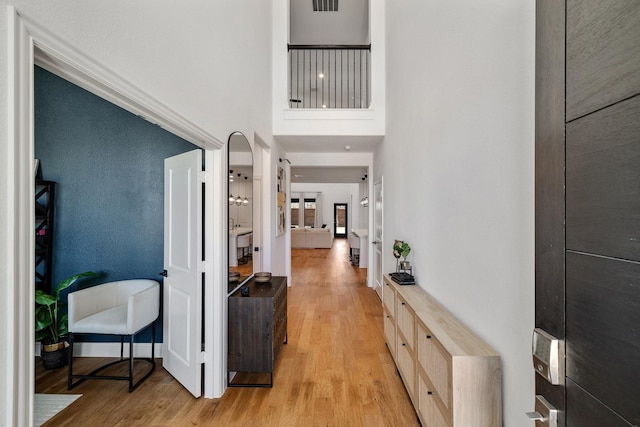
{"left": 35, "top": 271, "right": 96, "bottom": 369}
{"left": 393, "top": 240, "right": 411, "bottom": 273}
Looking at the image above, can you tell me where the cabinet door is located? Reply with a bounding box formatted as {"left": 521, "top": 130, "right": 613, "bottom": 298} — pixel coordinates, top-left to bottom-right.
{"left": 397, "top": 295, "right": 415, "bottom": 350}
{"left": 397, "top": 334, "right": 416, "bottom": 399}
{"left": 418, "top": 374, "right": 450, "bottom": 427}
{"left": 382, "top": 278, "right": 396, "bottom": 316}
{"left": 383, "top": 306, "right": 396, "bottom": 360}
{"left": 417, "top": 322, "right": 452, "bottom": 413}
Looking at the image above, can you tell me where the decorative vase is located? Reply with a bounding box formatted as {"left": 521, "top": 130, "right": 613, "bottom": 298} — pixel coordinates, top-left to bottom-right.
{"left": 41, "top": 342, "right": 69, "bottom": 370}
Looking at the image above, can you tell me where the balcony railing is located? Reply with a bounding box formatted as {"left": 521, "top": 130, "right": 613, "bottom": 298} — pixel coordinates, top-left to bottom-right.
{"left": 288, "top": 44, "right": 371, "bottom": 109}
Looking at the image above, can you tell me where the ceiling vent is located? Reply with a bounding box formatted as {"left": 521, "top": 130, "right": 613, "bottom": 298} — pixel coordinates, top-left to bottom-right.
{"left": 313, "top": 0, "right": 338, "bottom": 12}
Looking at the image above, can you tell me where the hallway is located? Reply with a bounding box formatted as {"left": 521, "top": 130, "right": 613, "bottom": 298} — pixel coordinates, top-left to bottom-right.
{"left": 36, "top": 239, "right": 418, "bottom": 426}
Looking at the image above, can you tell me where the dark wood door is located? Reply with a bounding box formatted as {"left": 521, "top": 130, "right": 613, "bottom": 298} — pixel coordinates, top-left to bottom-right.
{"left": 536, "top": 1, "right": 640, "bottom": 425}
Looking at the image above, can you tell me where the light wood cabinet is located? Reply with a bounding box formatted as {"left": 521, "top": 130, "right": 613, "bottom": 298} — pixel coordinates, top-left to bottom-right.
{"left": 383, "top": 274, "right": 502, "bottom": 426}
{"left": 382, "top": 279, "right": 396, "bottom": 360}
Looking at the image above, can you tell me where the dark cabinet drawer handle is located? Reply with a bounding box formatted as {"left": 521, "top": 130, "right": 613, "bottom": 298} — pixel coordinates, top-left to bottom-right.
{"left": 426, "top": 335, "right": 432, "bottom": 339}
{"left": 402, "top": 343, "right": 406, "bottom": 346}
{"left": 401, "top": 302, "right": 405, "bottom": 305}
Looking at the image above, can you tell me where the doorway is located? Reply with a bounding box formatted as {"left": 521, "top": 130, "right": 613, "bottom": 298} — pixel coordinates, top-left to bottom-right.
{"left": 7, "top": 12, "right": 227, "bottom": 424}
{"left": 334, "top": 203, "right": 347, "bottom": 237}
{"left": 372, "top": 178, "right": 383, "bottom": 300}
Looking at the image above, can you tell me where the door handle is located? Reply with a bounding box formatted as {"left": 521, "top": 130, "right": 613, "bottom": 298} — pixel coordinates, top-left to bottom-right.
{"left": 372, "top": 240, "right": 381, "bottom": 245}
{"left": 525, "top": 412, "right": 546, "bottom": 421}
{"left": 527, "top": 395, "right": 558, "bottom": 426}
{"left": 159, "top": 270, "right": 168, "bottom": 277}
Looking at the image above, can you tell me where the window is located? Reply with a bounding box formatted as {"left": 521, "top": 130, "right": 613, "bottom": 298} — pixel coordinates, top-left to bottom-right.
{"left": 304, "top": 198, "right": 316, "bottom": 228}
{"left": 291, "top": 198, "right": 300, "bottom": 227}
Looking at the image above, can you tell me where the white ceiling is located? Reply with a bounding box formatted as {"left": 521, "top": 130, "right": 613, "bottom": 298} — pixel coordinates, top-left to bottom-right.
{"left": 289, "top": 0, "right": 369, "bottom": 45}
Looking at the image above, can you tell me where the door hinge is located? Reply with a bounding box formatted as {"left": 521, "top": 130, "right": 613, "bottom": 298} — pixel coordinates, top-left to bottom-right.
{"left": 199, "top": 171, "right": 207, "bottom": 183}
{"left": 198, "top": 261, "right": 206, "bottom": 273}
{"left": 200, "top": 351, "right": 206, "bottom": 364}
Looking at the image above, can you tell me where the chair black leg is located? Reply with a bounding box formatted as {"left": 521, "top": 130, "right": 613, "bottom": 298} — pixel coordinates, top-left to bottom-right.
{"left": 67, "top": 322, "right": 157, "bottom": 393}
{"left": 67, "top": 332, "right": 74, "bottom": 390}
{"left": 129, "top": 334, "right": 134, "bottom": 391}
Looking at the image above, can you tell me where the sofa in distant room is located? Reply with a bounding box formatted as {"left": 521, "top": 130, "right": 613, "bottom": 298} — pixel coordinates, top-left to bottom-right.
{"left": 291, "top": 227, "right": 333, "bottom": 249}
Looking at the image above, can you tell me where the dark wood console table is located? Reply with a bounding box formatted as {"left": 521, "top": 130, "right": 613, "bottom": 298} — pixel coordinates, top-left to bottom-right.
{"left": 228, "top": 276, "right": 287, "bottom": 387}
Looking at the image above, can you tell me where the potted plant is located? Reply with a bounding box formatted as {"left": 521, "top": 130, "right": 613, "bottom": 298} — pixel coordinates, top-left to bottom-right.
{"left": 393, "top": 240, "right": 411, "bottom": 273}
{"left": 35, "top": 271, "right": 96, "bottom": 369}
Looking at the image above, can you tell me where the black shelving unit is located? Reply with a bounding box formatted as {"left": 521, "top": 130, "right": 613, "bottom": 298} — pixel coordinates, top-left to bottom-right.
{"left": 35, "top": 180, "right": 55, "bottom": 294}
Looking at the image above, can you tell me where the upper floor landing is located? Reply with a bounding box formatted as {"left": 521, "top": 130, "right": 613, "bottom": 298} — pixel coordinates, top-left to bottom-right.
{"left": 272, "top": 0, "right": 385, "bottom": 138}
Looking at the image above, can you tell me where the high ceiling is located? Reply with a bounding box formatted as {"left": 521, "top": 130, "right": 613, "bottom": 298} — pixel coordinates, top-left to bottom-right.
{"left": 286, "top": 1, "right": 373, "bottom": 184}
{"left": 289, "top": 0, "right": 369, "bottom": 45}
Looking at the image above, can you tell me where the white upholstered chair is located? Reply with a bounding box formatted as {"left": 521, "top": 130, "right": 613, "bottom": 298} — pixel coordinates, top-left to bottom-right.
{"left": 348, "top": 233, "right": 360, "bottom": 265}
{"left": 67, "top": 279, "right": 160, "bottom": 392}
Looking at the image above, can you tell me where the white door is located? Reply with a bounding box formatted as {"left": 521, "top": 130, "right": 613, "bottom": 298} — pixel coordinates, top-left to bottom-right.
{"left": 373, "top": 178, "right": 383, "bottom": 300}
{"left": 163, "top": 149, "right": 202, "bottom": 398}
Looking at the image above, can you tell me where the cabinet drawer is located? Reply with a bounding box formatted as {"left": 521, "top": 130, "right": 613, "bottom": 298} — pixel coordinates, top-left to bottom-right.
{"left": 383, "top": 307, "right": 396, "bottom": 359}
{"left": 397, "top": 295, "right": 415, "bottom": 350}
{"left": 417, "top": 322, "right": 452, "bottom": 412}
{"left": 383, "top": 279, "right": 396, "bottom": 316}
{"left": 418, "top": 374, "right": 450, "bottom": 427}
{"left": 397, "top": 336, "right": 415, "bottom": 399}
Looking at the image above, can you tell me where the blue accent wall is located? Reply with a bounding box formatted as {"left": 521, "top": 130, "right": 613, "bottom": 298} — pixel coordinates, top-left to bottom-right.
{"left": 35, "top": 66, "right": 196, "bottom": 342}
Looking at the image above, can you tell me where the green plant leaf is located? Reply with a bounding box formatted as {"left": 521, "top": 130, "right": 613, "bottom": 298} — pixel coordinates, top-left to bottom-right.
{"left": 54, "top": 271, "right": 97, "bottom": 299}
{"left": 58, "top": 313, "right": 69, "bottom": 337}
{"left": 35, "top": 306, "right": 52, "bottom": 332}
{"left": 35, "top": 329, "right": 48, "bottom": 342}
{"left": 35, "top": 271, "right": 96, "bottom": 343}
{"left": 400, "top": 242, "right": 411, "bottom": 258}
{"left": 35, "top": 291, "right": 56, "bottom": 307}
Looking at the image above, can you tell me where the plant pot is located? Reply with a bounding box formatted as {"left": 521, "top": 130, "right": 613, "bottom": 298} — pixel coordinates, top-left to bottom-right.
{"left": 41, "top": 342, "right": 69, "bottom": 370}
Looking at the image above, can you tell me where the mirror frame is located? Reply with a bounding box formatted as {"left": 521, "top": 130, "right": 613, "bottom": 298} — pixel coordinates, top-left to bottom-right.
{"left": 227, "top": 132, "right": 254, "bottom": 295}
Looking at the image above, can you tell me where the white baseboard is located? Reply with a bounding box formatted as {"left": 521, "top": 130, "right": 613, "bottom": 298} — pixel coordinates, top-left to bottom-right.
{"left": 35, "top": 342, "right": 164, "bottom": 358}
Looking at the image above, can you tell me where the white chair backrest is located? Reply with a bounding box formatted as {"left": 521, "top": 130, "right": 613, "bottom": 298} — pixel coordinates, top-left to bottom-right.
{"left": 114, "top": 280, "right": 159, "bottom": 305}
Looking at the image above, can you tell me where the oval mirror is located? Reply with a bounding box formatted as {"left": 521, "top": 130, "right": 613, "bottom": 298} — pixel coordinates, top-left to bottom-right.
{"left": 228, "top": 132, "right": 253, "bottom": 294}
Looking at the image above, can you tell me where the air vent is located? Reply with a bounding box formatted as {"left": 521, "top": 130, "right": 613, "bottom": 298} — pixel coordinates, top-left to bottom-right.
{"left": 313, "top": 0, "right": 338, "bottom": 12}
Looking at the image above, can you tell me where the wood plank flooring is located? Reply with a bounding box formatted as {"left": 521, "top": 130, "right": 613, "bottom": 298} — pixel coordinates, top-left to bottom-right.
{"left": 36, "top": 238, "right": 418, "bottom": 426}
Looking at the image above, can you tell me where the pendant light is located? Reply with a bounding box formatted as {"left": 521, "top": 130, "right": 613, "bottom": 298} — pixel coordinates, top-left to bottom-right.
{"left": 229, "top": 170, "right": 235, "bottom": 204}
{"left": 235, "top": 173, "right": 243, "bottom": 206}
{"left": 360, "top": 175, "right": 369, "bottom": 207}
{"left": 242, "top": 176, "right": 250, "bottom": 206}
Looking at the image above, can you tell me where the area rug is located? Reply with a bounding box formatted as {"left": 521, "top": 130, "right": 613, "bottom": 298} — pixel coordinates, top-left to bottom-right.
{"left": 34, "top": 394, "right": 82, "bottom": 427}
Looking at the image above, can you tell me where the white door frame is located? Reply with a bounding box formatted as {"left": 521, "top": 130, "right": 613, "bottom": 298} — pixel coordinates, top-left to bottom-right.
{"left": 3, "top": 8, "right": 226, "bottom": 425}
{"left": 373, "top": 177, "right": 383, "bottom": 300}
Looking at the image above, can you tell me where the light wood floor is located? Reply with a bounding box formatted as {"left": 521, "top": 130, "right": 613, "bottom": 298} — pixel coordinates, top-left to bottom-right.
{"left": 36, "top": 238, "right": 418, "bottom": 426}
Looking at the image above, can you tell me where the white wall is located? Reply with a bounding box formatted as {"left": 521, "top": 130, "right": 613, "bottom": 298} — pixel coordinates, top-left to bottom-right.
{"left": 268, "top": 142, "right": 290, "bottom": 279}
{"left": 380, "top": 1, "right": 535, "bottom": 425}
{"left": 1, "top": 0, "right": 272, "bottom": 143}
{"left": 291, "top": 182, "right": 361, "bottom": 234}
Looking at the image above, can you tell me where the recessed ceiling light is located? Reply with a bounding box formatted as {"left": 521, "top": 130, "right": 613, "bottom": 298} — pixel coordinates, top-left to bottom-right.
{"left": 322, "top": 104, "right": 327, "bottom": 108}
{"left": 345, "top": 145, "right": 351, "bottom": 151}
{"left": 318, "top": 73, "right": 325, "bottom": 79}
{"left": 294, "top": 174, "right": 304, "bottom": 178}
